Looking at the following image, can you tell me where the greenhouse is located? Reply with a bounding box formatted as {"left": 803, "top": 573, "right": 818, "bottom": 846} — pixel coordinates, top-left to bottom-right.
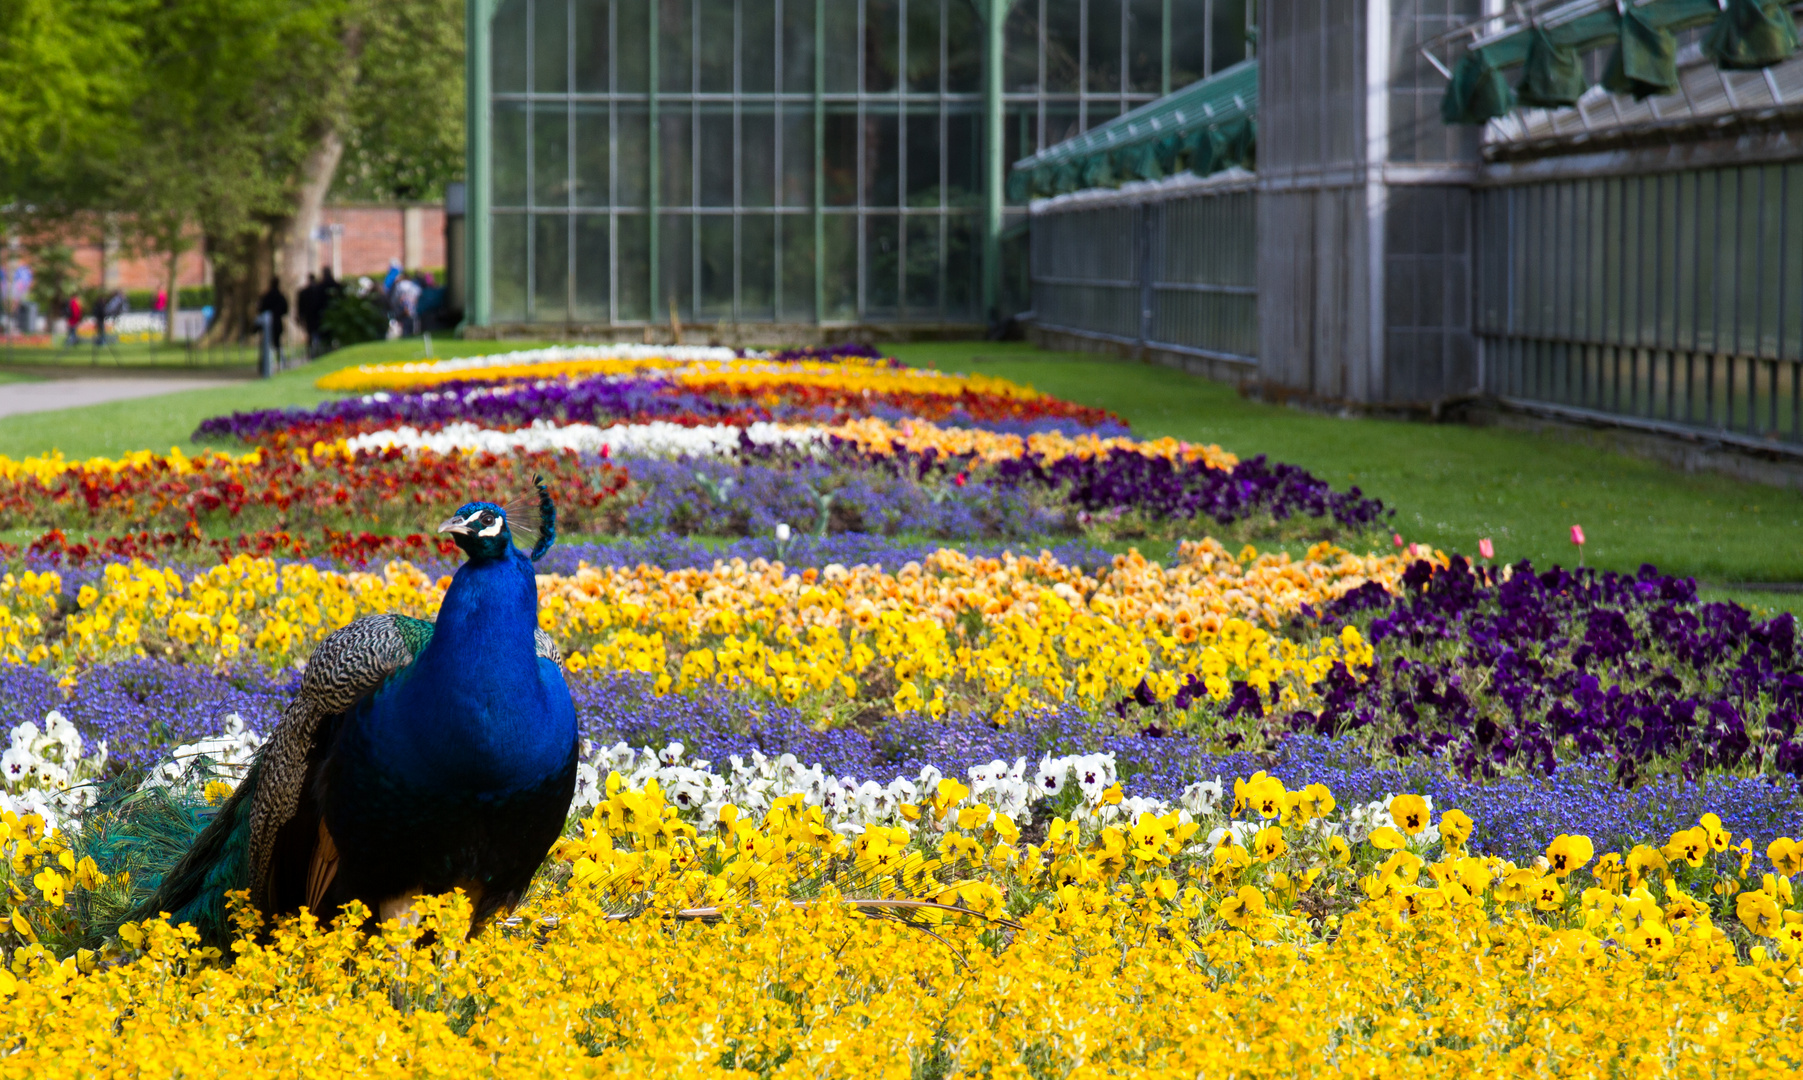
{"left": 463, "top": 0, "right": 1254, "bottom": 335}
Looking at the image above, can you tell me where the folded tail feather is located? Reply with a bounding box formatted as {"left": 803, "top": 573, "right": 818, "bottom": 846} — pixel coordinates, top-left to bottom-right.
{"left": 78, "top": 758, "right": 261, "bottom": 951}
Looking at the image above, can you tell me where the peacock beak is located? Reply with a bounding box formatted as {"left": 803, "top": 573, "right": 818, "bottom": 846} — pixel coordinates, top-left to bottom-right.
{"left": 438, "top": 515, "right": 474, "bottom": 535}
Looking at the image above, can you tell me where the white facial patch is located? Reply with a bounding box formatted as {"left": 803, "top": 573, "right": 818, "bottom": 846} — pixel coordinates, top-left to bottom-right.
{"left": 477, "top": 513, "right": 506, "bottom": 537}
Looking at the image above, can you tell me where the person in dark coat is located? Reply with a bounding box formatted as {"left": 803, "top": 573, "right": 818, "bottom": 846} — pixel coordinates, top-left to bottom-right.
{"left": 296, "top": 272, "right": 324, "bottom": 358}
{"left": 257, "top": 277, "right": 290, "bottom": 361}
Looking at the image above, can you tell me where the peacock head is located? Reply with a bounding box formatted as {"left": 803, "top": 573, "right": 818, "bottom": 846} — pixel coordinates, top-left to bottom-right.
{"left": 438, "top": 477, "right": 558, "bottom": 563}
{"left": 438, "top": 501, "right": 516, "bottom": 561}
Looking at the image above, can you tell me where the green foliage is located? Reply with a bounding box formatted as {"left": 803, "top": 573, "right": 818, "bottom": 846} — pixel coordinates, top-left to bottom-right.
{"left": 332, "top": 0, "right": 466, "bottom": 202}
{"left": 318, "top": 289, "right": 392, "bottom": 351}
{"left": 0, "top": 0, "right": 146, "bottom": 192}
{"left": 21, "top": 241, "right": 77, "bottom": 311}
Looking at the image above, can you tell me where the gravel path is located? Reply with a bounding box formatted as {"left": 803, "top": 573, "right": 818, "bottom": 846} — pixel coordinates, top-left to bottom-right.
{"left": 0, "top": 378, "right": 236, "bottom": 418}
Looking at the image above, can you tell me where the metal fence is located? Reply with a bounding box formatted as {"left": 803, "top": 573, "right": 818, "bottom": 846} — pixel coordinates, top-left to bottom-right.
{"left": 1476, "top": 163, "right": 1803, "bottom": 446}
{"left": 1028, "top": 179, "right": 1256, "bottom": 365}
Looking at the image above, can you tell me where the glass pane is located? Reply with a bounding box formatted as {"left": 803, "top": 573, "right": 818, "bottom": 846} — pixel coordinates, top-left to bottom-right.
{"left": 1169, "top": 0, "right": 1207, "bottom": 84}
{"left": 740, "top": 214, "right": 775, "bottom": 319}
{"left": 742, "top": 109, "right": 776, "bottom": 208}
{"left": 782, "top": 106, "right": 814, "bottom": 207}
{"left": 866, "top": 0, "right": 899, "bottom": 92}
{"left": 824, "top": 0, "right": 858, "bottom": 92}
{"left": 1211, "top": 0, "right": 1248, "bottom": 74}
{"left": 782, "top": 1, "right": 815, "bottom": 93}
{"left": 574, "top": 215, "right": 610, "bottom": 321}
{"left": 906, "top": 109, "right": 939, "bottom": 207}
{"left": 697, "top": 0, "right": 733, "bottom": 92}
{"left": 533, "top": 214, "right": 569, "bottom": 321}
{"left": 907, "top": 0, "right": 940, "bottom": 93}
{"left": 658, "top": 0, "right": 691, "bottom": 93}
{"left": 905, "top": 216, "right": 939, "bottom": 313}
{"left": 492, "top": 213, "right": 528, "bottom": 320}
{"left": 493, "top": 0, "right": 529, "bottom": 93}
{"left": 944, "top": 213, "right": 979, "bottom": 319}
{"left": 534, "top": 0, "right": 569, "bottom": 93}
{"left": 824, "top": 107, "right": 858, "bottom": 206}
{"left": 573, "top": 104, "right": 608, "bottom": 208}
{"left": 617, "top": 105, "right": 649, "bottom": 206}
{"left": 618, "top": 0, "right": 650, "bottom": 91}
{"left": 742, "top": 0, "right": 775, "bottom": 94}
{"left": 532, "top": 104, "right": 569, "bottom": 207}
{"left": 944, "top": 107, "right": 979, "bottom": 208}
{"left": 1044, "top": 1, "right": 1081, "bottom": 92}
{"left": 1004, "top": 0, "right": 1039, "bottom": 92}
{"left": 494, "top": 101, "right": 529, "bottom": 207}
{"left": 659, "top": 212, "right": 692, "bottom": 318}
{"left": 864, "top": 107, "right": 898, "bottom": 207}
{"left": 698, "top": 107, "right": 734, "bottom": 207}
{"left": 617, "top": 213, "right": 651, "bottom": 320}
{"left": 698, "top": 215, "right": 733, "bottom": 318}
{"left": 574, "top": 0, "right": 609, "bottom": 91}
{"left": 1043, "top": 102, "right": 1080, "bottom": 147}
{"left": 1084, "top": 101, "right": 1120, "bottom": 131}
{"left": 659, "top": 111, "right": 692, "bottom": 208}
{"left": 1087, "top": 0, "right": 1121, "bottom": 93}
{"left": 821, "top": 214, "right": 857, "bottom": 318}
{"left": 781, "top": 214, "right": 815, "bottom": 320}
{"left": 1003, "top": 103, "right": 1037, "bottom": 196}
{"left": 1128, "top": 0, "right": 1162, "bottom": 92}
{"left": 945, "top": 0, "right": 981, "bottom": 92}
{"left": 865, "top": 214, "right": 900, "bottom": 315}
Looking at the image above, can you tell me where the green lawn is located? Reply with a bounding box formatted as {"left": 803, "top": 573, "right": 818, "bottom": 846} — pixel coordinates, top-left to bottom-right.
{"left": 0, "top": 339, "right": 257, "bottom": 369}
{"left": 3, "top": 335, "right": 1800, "bottom": 596}
{"left": 890, "top": 342, "right": 1803, "bottom": 588}
{"left": 0, "top": 339, "right": 550, "bottom": 460}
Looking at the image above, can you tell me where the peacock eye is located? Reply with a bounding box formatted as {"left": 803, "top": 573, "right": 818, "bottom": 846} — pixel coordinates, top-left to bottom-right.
{"left": 482, "top": 511, "right": 496, "bottom": 524}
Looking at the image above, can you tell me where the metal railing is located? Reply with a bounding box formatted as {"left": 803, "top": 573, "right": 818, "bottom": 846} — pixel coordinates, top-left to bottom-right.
{"left": 1476, "top": 162, "right": 1803, "bottom": 447}
{"left": 1027, "top": 178, "right": 1257, "bottom": 365}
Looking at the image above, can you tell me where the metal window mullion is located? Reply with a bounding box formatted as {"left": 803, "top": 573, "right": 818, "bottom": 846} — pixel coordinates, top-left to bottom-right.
{"left": 656, "top": 1, "right": 670, "bottom": 324}
{"left": 1161, "top": 0, "right": 1170, "bottom": 95}
{"left": 609, "top": 0, "right": 619, "bottom": 324}
{"left": 813, "top": 0, "right": 824, "bottom": 323}
{"left": 856, "top": 0, "right": 866, "bottom": 318}
{"left": 897, "top": 0, "right": 908, "bottom": 318}
{"left": 733, "top": 0, "right": 743, "bottom": 323}
{"left": 567, "top": 0, "right": 577, "bottom": 323}
{"left": 525, "top": 0, "right": 536, "bottom": 321}
{"left": 691, "top": 0, "right": 701, "bottom": 319}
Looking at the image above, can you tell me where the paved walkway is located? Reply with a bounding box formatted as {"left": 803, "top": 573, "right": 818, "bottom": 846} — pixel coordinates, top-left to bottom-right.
{"left": 0, "top": 378, "right": 237, "bottom": 418}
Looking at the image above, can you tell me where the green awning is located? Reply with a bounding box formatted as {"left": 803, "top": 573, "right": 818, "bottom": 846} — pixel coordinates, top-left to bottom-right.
{"left": 1008, "top": 61, "right": 1257, "bottom": 201}
{"left": 1441, "top": 0, "right": 1799, "bottom": 124}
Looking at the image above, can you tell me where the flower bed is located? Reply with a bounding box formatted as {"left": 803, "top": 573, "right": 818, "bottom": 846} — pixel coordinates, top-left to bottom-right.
{"left": 0, "top": 342, "right": 1798, "bottom": 1070}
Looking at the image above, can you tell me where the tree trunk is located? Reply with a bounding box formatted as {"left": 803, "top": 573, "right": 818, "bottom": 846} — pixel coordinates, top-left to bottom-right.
{"left": 273, "top": 128, "right": 345, "bottom": 349}
{"left": 200, "top": 227, "right": 271, "bottom": 347}
{"left": 164, "top": 244, "right": 180, "bottom": 345}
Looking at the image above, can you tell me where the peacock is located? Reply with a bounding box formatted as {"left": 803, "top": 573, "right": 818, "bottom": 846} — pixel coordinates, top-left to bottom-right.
{"left": 102, "top": 478, "right": 578, "bottom": 949}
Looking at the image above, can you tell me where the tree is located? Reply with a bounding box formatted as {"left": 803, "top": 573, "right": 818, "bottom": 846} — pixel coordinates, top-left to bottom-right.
{"left": 0, "top": 0, "right": 144, "bottom": 196}
{"left": 333, "top": 0, "right": 465, "bottom": 203}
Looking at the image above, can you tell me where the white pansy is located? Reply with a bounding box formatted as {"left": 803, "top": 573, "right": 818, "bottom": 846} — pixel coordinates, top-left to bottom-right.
{"left": 344, "top": 419, "right": 828, "bottom": 459}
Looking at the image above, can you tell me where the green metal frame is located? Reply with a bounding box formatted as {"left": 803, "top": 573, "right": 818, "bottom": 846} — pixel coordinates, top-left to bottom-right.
{"left": 471, "top": 0, "right": 1243, "bottom": 327}
{"left": 465, "top": 0, "right": 496, "bottom": 326}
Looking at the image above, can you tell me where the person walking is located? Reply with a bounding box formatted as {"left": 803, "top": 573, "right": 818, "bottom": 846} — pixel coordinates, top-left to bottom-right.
{"left": 297, "top": 272, "right": 323, "bottom": 358}
{"left": 100, "top": 289, "right": 128, "bottom": 345}
{"left": 257, "top": 276, "right": 290, "bottom": 363}
{"left": 64, "top": 294, "right": 82, "bottom": 347}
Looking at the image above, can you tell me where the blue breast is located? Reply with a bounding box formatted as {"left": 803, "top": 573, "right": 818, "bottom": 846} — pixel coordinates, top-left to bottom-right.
{"left": 349, "top": 548, "right": 576, "bottom": 799}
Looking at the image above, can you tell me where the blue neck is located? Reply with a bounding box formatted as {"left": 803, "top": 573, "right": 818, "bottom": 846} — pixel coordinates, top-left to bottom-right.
{"left": 381, "top": 547, "right": 561, "bottom": 786}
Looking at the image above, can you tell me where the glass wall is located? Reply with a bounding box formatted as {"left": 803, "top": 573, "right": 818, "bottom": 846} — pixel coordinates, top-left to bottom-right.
{"left": 486, "top": 0, "right": 1251, "bottom": 326}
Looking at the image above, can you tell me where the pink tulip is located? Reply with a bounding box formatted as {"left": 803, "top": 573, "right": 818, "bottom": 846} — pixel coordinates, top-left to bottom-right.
{"left": 1478, "top": 538, "right": 1494, "bottom": 560}
{"left": 1392, "top": 533, "right": 1404, "bottom": 548}
{"left": 1571, "top": 525, "right": 1586, "bottom": 546}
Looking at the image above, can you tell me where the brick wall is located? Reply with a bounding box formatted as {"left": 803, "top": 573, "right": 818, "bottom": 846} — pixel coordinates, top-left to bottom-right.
{"left": 316, "top": 204, "right": 446, "bottom": 279}
{"left": 10, "top": 203, "right": 447, "bottom": 297}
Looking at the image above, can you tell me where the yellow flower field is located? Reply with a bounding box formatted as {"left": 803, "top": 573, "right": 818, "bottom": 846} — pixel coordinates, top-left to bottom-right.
{"left": 1, "top": 766, "right": 1799, "bottom": 1077}
{"left": 1, "top": 541, "right": 1405, "bottom": 718}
